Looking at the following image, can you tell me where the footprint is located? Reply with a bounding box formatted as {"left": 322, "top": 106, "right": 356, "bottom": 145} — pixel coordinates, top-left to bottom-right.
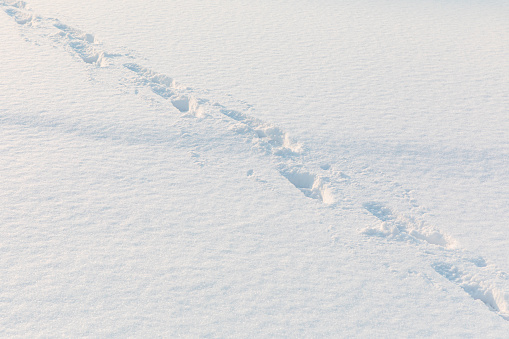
{"left": 41, "top": 19, "right": 110, "bottom": 66}
{"left": 124, "top": 63, "right": 176, "bottom": 88}
{"left": 149, "top": 84, "right": 174, "bottom": 99}
{"left": 2, "top": 1, "right": 105, "bottom": 70}
{"left": 171, "top": 96, "right": 191, "bottom": 112}
{"left": 3, "top": 1, "right": 29, "bottom": 9}
{"left": 220, "top": 109, "right": 302, "bottom": 156}
{"left": 362, "top": 201, "right": 452, "bottom": 247}
{"left": 3, "top": 7, "right": 35, "bottom": 25}
{"left": 172, "top": 96, "right": 204, "bottom": 118}
{"left": 124, "top": 63, "right": 178, "bottom": 99}
{"left": 280, "top": 167, "right": 334, "bottom": 204}
{"left": 67, "top": 40, "right": 107, "bottom": 65}
{"left": 54, "top": 22, "right": 96, "bottom": 43}
{"left": 432, "top": 262, "right": 509, "bottom": 320}
{"left": 123, "top": 63, "right": 207, "bottom": 116}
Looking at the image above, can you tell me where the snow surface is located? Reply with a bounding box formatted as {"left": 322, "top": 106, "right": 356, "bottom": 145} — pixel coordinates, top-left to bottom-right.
{"left": 1, "top": 0, "right": 508, "bottom": 336}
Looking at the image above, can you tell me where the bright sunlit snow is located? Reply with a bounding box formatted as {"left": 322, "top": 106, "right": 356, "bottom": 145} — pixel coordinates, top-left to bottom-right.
{"left": 1, "top": 0, "right": 508, "bottom": 336}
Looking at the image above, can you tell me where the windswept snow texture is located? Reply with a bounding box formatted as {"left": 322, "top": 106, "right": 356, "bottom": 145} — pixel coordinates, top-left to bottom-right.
{"left": 1, "top": 0, "right": 509, "bottom": 336}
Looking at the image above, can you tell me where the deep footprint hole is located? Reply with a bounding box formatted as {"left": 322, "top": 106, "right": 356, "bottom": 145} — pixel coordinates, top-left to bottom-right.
{"left": 171, "top": 98, "right": 190, "bottom": 112}
{"left": 282, "top": 170, "right": 316, "bottom": 189}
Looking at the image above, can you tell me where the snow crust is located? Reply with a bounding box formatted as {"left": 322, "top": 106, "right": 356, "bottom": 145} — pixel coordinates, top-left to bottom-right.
{"left": 1, "top": 0, "right": 508, "bottom": 336}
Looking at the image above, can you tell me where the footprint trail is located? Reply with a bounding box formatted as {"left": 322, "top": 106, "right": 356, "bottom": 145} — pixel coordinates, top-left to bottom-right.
{"left": 2, "top": 0, "right": 508, "bottom": 321}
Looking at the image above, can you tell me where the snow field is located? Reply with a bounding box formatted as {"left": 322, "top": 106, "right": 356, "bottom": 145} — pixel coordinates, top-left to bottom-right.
{"left": 1, "top": 0, "right": 509, "bottom": 336}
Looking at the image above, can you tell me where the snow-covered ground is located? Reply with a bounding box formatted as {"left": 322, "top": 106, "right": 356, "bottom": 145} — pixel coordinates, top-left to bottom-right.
{"left": 1, "top": 0, "right": 508, "bottom": 336}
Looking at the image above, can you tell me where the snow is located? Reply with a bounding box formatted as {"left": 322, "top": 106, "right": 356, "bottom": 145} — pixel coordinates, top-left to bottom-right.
{"left": 1, "top": 0, "right": 508, "bottom": 336}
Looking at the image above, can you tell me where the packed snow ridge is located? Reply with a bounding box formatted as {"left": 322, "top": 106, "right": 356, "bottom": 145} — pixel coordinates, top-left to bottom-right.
{"left": 2, "top": 0, "right": 508, "bottom": 322}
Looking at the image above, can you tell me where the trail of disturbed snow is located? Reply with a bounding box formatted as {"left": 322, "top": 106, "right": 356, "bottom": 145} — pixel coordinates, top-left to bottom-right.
{"left": 2, "top": 0, "right": 508, "bottom": 320}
